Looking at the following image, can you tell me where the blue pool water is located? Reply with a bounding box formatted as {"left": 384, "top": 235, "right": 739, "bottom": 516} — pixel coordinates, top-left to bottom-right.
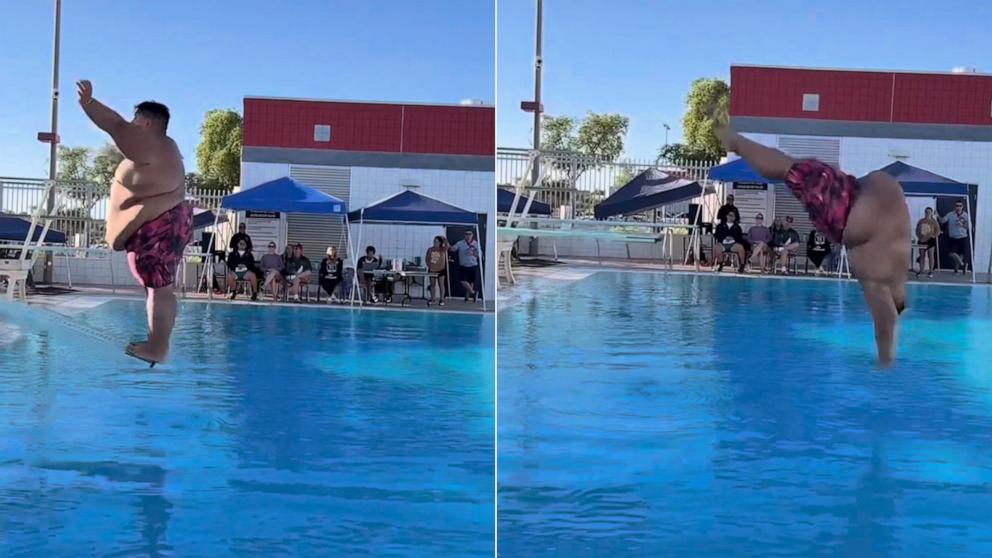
{"left": 0, "top": 300, "right": 494, "bottom": 557}
{"left": 498, "top": 272, "right": 992, "bottom": 557}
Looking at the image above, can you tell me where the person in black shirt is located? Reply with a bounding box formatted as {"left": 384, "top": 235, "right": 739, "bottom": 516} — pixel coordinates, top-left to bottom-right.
{"left": 229, "top": 222, "right": 253, "bottom": 253}
{"left": 807, "top": 229, "right": 832, "bottom": 275}
{"left": 716, "top": 194, "right": 738, "bottom": 223}
{"left": 714, "top": 210, "right": 747, "bottom": 273}
{"left": 770, "top": 216, "right": 802, "bottom": 274}
{"left": 226, "top": 238, "right": 258, "bottom": 300}
{"left": 319, "top": 246, "right": 344, "bottom": 302}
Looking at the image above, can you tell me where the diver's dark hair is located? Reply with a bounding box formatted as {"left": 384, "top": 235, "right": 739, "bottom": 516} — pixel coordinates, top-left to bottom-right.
{"left": 134, "top": 101, "right": 170, "bottom": 130}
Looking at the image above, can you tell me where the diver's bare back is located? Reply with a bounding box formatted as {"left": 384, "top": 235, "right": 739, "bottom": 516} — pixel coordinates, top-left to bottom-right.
{"left": 106, "top": 137, "right": 185, "bottom": 250}
{"left": 844, "top": 172, "right": 911, "bottom": 284}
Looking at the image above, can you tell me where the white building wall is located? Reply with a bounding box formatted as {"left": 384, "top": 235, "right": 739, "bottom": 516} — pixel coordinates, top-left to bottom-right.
{"left": 241, "top": 161, "right": 496, "bottom": 299}
{"left": 742, "top": 133, "right": 992, "bottom": 274}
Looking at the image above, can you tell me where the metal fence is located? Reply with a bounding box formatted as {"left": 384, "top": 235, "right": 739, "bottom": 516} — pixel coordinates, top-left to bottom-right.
{"left": 496, "top": 147, "right": 718, "bottom": 218}
{"left": 0, "top": 177, "right": 225, "bottom": 247}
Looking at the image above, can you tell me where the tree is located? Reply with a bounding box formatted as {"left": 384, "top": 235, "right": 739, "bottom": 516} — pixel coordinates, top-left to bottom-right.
{"left": 87, "top": 143, "right": 123, "bottom": 193}
{"left": 540, "top": 112, "right": 630, "bottom": 212}
{"left": 542, "top": 112, "right": 629, "bottom": 162}
{"left": 657, "top": 142, "right": 715, "bottom": 164}
{"left": 196, "top": 109, "right": 243, "bottom": 191}
{"left": 679, "top": 78, "right": 730, "bottom": 160}
{"left": 56, "top": 146, "right": 90, "bottom": 182}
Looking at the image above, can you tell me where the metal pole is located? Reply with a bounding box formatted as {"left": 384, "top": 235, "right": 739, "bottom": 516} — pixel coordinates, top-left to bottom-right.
{"left": 530, "top": 0, "right": 543, "bottom": 187}
{"left": 44, "top": 0, "right": 62, "bottom": 284}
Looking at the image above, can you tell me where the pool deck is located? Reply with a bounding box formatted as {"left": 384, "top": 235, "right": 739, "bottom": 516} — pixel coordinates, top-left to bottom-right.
{"left": 498, "top": 256, "right": 992, "bottom": 310}
{"left": 18, "top": 284, "right": 493, "bottom": 316}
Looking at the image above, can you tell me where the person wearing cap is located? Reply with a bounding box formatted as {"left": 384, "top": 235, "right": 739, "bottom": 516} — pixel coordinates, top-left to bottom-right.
{"left": 449, "top": 229, "right": 481, "bottom": 302}
{"left": 259, "top": 241, "right": 286, "bottom": 299}
{"left": 939, "top": 200, "right": 971, "bottom": 274}
{"left": 747, "top": 213, "right": 772, "bottom": 272}
{"left": 319, "top": 246, "right": 344, "bottom": 302}
{"left": 284, "top": 243, "right": 313, "bottom": 302}
{"left": 770, "top": 216, "right": 801, "bottom": 273}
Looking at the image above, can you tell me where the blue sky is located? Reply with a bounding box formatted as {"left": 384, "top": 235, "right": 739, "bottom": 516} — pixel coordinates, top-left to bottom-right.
{"left": 498, "top": 0, "right": 992, "bottom": 160}
{"left": 0, "top": 0, "right": 494, "bottom": 177}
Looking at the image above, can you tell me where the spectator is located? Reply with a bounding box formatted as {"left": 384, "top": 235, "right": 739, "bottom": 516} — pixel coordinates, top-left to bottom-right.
{"left": 747, "top": 212, "right": 772, "bottom": 272}
{"left": 716, "top": 194, "right": 739, "bottom": 223}
{"left": 426, "top": 235, "right": 449, "bottom": 306}
{"left": 229, "top": 222, "right": 253, "bottom": 253}
{"left": 450, "top": 229, "right": 481, "bottom": 302}
{"left": 939, "top": 201, "right": 971, "bottom": 274}
{"left": 915, "top": 207, "right": 940, "bottom": 279}
{"left": 358, "top": 245, "right": 382, "bottom": 303}
{"left": 283, "top": 243, "right": 313, "bottom": 302}
{"left": 226, "top": 238, "right": 258, "bottom": 301}
{"left": 713, "top": 210, "right": 747, "bottom": 273}
{"left": 319, "top": 246, "right": 344, "bottom": 302}
{"left": 770, "top": 216, "right": 801, "bottom": 274}
{"left": 259, "top": 241, "right": 285, "bottom": 300}
{"left": 807, "top": 229, "right": 832, "bottom": 275}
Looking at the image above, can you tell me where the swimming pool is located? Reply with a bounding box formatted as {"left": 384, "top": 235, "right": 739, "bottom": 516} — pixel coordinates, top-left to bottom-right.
{"left": 0, "top": 299, "right": 494, "bottom": 557}
{"left": 498, "top": 271, "right": 992, "bottom": 557}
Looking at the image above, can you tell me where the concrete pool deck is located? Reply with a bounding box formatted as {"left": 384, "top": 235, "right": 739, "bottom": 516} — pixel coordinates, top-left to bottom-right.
{"left": 16, "top": 284, "right": 493, "bottom": 317}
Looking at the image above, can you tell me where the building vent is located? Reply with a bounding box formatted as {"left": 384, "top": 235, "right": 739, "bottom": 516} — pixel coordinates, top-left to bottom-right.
{"left": 802, "top": 93, "right": 820, "bottom": 112}
{"left": 314, "top": 124, "right": 331, "bottom": 142}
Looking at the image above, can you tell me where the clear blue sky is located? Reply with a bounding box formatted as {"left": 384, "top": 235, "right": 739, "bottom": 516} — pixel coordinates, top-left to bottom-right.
{"left": 1, "top": 0, "right": 494, "bottom": 178}
{"left": 498, "top": 0, "right": 992, "bottom": 160}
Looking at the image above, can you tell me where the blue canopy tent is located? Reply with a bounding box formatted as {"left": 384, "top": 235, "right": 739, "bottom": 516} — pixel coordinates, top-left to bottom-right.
{"left": 865, "top": 161, "right": 979, "bottom": 282}
{"left": 206, "top": 177, "right": 350, "bottom": 301}
{"left": 347, "top": 189, "right": 486, "bottom": 309}
{"left": 498, "top": 187, "right": 551, "bottom": 216}
{"left": 707, "top": 157, "right": 781, "bottom": 184}
{"left": 0, "top": 215, "right": 67, "bottom": 243}
{"left": 594, "top": 168, "right": 704, "bottom": 220}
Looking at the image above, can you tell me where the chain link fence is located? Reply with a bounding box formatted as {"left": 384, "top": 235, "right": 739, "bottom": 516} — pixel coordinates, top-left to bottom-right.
{"left": 0, "top": 177, "right": 225, "bottom": 247}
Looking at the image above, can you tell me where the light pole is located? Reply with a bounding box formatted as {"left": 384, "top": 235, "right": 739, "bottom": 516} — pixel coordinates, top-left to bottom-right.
{"left": 45, "top": 0, "right": 62, "bottom": 283}
{"left": 663, "top": 123, "right": 670, "bottom": 147}
{"left": 531, "top": 0, "right": 543, "bottom": 188}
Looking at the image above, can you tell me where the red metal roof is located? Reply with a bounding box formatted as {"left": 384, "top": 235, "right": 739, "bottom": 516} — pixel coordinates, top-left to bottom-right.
{"left": 243, "top": 97, "right": 494, "bottom": 156}
{"left": 731, "top": 65, "right": 992, "bottom": 126}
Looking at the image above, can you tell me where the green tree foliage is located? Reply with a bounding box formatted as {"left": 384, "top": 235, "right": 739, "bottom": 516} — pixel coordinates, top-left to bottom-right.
{"left": 56, "top": 146, "right": 90, "bottom": 182}
{"left": 88, "top": 143, "right": 123, "bottom": 193}
{"left": 196, "top": 109, "right": 243, "bottom": 191}
{"left": 657, "top": 142, "right": 716, "bottom": 164}
{"left": 542, "top": 112, "right": 630, "bottom": 163}
{"left": 679, "top": 78, "right": 730, "bottom": 160}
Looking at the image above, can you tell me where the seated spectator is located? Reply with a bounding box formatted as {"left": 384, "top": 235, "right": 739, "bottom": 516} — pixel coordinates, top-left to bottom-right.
{"left": 713, "top": 210, "right": 747, "bottom": 273}
{"left": 259, "top": 241, "right": 285, "bottom": 300}
{"left": 426, "top": 236, "right": 449, "bottom": 306}
{"left": 770, "top": 216, "right": 801, "bottom": 274}
{"left": 747, "top": 213, "right": 772, "bottom": 272}
{"left": 358, "top": 246, "right": 382, "bottom": 303}
{"left": 226, "top": 239, "right": 258, "bottom": 301}
{"left": 807, "top": 229, "right": 832, "bottom": 275}
{"left": 283, "top": 243, "right": 313, "bottom": 302}
{"left": 319, "top": 246, "right": 344, "bottom": 302}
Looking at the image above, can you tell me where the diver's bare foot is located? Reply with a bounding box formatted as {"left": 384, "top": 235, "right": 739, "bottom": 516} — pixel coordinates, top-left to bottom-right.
{"left": 125, "top": 341, "right": 167, "bottom": 365}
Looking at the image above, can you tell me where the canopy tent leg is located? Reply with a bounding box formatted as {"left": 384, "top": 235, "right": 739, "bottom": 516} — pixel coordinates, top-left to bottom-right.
{"left": 474, "top": 223, "right": 486, "bottom": 312}
{"left": 967, "top": 195, "right": 976, "bottom": 284}
{"left": 344, "top": 214, "right": 358, "bottom": 304}
{"left": 206, "top": 212, "right": 221, "bottom": 302}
